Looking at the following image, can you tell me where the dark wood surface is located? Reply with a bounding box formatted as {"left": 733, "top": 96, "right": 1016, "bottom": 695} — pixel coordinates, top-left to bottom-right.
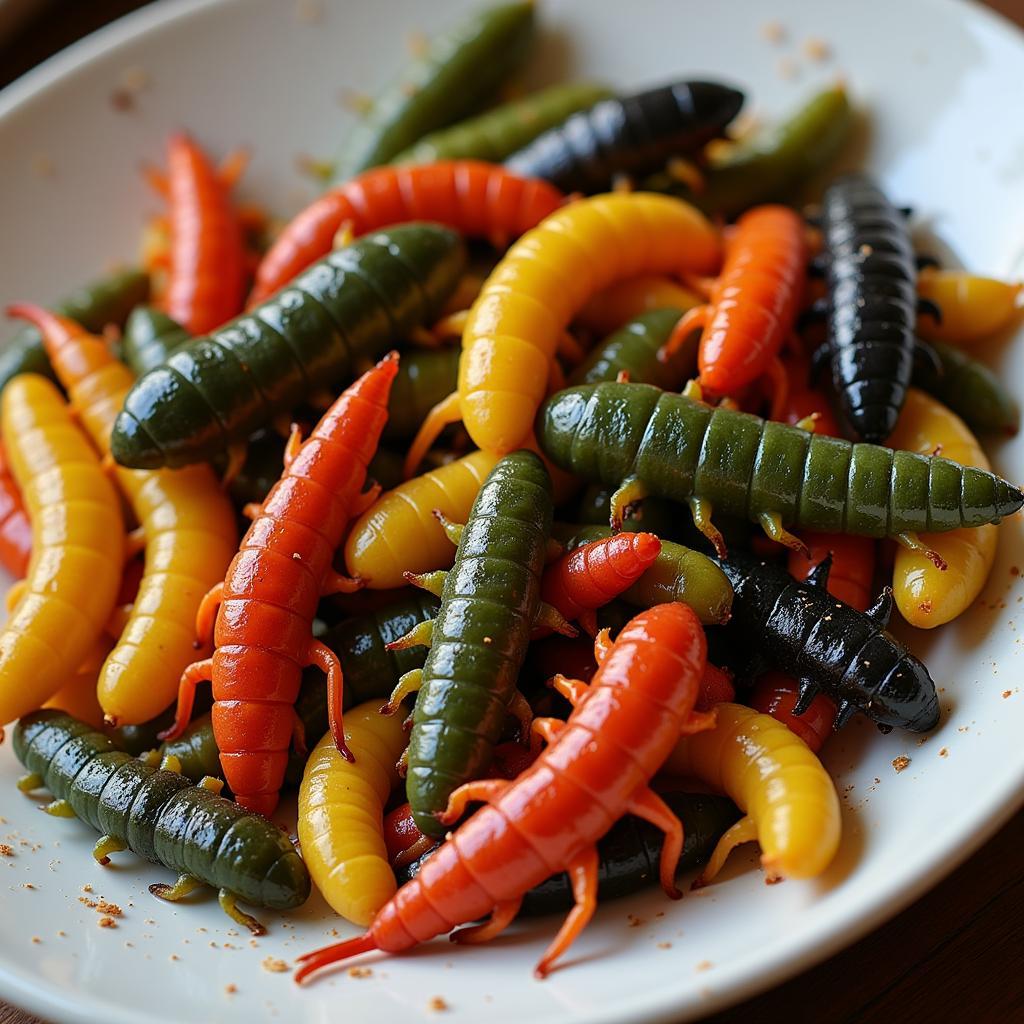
{"left": 1, "top": 2, "right": 1022, "bottom": 1022}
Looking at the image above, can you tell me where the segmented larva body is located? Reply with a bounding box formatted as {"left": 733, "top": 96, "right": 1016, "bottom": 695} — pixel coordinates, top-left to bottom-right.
{"left": 14, "top": 711, "right": 309, "bottom": 912}
{"left": 162, "top": 356, "right": 399, "bottom": 817}
{"left": 505, "top": 80, "right": 744, "bottom": 193}
{"left": 250, "top": 161, "right": 562, "bottom": 305}
{"left": 822, "top": 174, "right": 918, "bottom": 442}
{"left": 539, "top": 381, "right": 1023, "bottom": 538}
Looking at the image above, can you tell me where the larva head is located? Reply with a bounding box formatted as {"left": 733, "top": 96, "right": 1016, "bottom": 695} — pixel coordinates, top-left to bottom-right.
{"left": 680, "top": 81, "right": 746, "bottom": 137}
{"left": 872, "top": 652, "right": 941, "bottom": 732}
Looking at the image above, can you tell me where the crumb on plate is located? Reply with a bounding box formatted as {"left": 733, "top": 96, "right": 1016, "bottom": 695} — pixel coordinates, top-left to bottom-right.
{"left": 892, "top": 755, "right": 911, "bottom": 773}
{"left": 262, "top": 957, "right": 290, "bottom": 973}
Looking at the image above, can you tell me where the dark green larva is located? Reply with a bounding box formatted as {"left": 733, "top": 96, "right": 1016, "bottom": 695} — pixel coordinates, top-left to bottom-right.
{"left": 408, "top": 450, "right": 552, "bottom": 837}
{"left": 397, "top": 792, "right": 740, "bottom": 916}
{"left": 384, "top": 346, "right": 460, "bottom": 440}
{"left": 917, "top": 340, "right": 1020, "bottom": 436}
{"left": 110, "top": 225, "right": 465, "bottom": 468}
{"left": 568, "top": 307, "right": 694, "bottom": 389}
{"left": 393, "top": 82, "right": 612, "bottom": 164}
{"left": 539, "top": 382, "right": 1023, "bottom": 536}
{"left": 122, "top": 306, "right": 191, "bottom": 376}
{"left": 333, "top": 1, "right": 536, "bottom": 182}
{"left": 159, "top": 592, "right": 440, "bottom": 786}
{"left": 14, "top": 711, "right": 309, "bottom": 912}
{"left": 647, "top": 86, "right": 853, "bottom": 218}
{"left": 0, "top": 267, "right": 149, "bottom": 389}
{"left": 564, "top": 525, "right": 733, "bottom": 625}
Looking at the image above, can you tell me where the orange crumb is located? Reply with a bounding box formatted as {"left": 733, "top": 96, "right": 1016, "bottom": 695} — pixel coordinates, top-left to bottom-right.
{"left": 97, "top": 901, "right": 122, "bottom": 917}
{"left": 225, "top": 984, "right": 237, "bottom": 995}
{"left": 0, "top": 845, "right": 12, "bottom": 857}
{"left": 348, "top": 966, "right": 373, "bottom": 978}
{"left": 22, "top": 883, "right": 35, "bottom": 890}
{"left": 802, "top": 36, "right": 830, "bottom": 61}
{"left": 657, "top": 941, "right": 672, "bottom": 949}
{"left": 428, "top": 997, "right": 449, "bottom": 1012}
{"left": 760, "top": 20, "right": 785, "bottom": 43}
{"left": 82, "top": 884, "right": 93, "bottom": 893}
{"left": 777, "top": 57, "right": 798, "bottom": 79}
{"left": 892, "top": 755, "right": 911, "bottom": 773}
{"left": 939, "top": 747, "right": 949, "bottom": 757}
{"left": 1003, "top": 690, "right": 1012, "bottom": 699}
{"left": 627, "top": 913, "right": 644, "bottom": 928}
{"left": 696, "top": 960, "right": 713, "bottom": 972}
{"left": 98, "top": 916, "right": 117, "bottom": 929}
{"left": 262, "top": 957, "right": 289, "bottom": 973}
{"left": 31, "top": 937, "right": 41, "bottom": 944}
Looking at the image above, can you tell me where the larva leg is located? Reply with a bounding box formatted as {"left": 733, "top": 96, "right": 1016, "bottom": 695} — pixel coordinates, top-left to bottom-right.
{"left": 431, "top": 310, "right": 469, "bottom": 340}
{"left": 43, "top": 800, "right": 76, "bottom": 818}
{"left": 150, "top": 874, "right": 203, "bottom": 902}
{"left": 593, "top": 628, "right": 613, "bottom": 665}
{"left": 793, "top": 412, "right": 819, "bottom": 432}
{"left": 242, "top": 502, "right": 262, "bottom": 521}
{"left": 386, "top": 621, "right": 434, "bottom": 652}
{"left": 534, "top": 602, "right": 578, "bottom": 638}
{"left": 157, "top": 659, "right": 213, "bottom": 741}
{"left": 392, "top": 834, "right": 436, "bottom": 870}
{"left": 198, "top": 776, "right": 224, "bottom": 795}
{"left": 283, "top": 424, "right": 304, "bottom": 469}
{"left": 403, "top": 570, "right": 447, "bottom": 597}
{"left": 694, "top": 815, "right": 759, "bottom": 887}
{"left": 657, "top": 305, "right": 709, "bottom": 364}
{"left": 453, "top": 896, "right": 523, "bottom": 944}
{"left": 533, "top": 845, "right": 600, "bottom": 979}
{"left": 351, "top": 481, "right": 382, "bottom": 517}
{"left": 765, "top": 355, "right": 789, "bottom": 423}
{"left": 679, "top": 709, "right": 718, "bottom": 737}
{"left": 626, "top": 786, "right": 684, "bottom": 899}
{"left": 5, "top": 580, "right": 26, "bottom": 612}
{"left": 431, "top": 509, "right": 464, "bottom": 547}
{"left": 577, "top": 609, "right": 598, "bottom": 637}
{"left": 125, "top": 526, "right": 147, "bottom": 558}
{"left": 436, "top": 778, "right": 511, "bottom": 825}
{"left": 757, "top": 511, "right": 810, "bottom": 558}
{"left": 331, "top": 220, "right": 355, "bottom": 253}
{"left": 160, "top": 754, "right": 182, "bottom": 774}
{"left": 895, "top": 532, "right": 948, "bottom": 571}
{"left": 530, "top": 716, "right": 566, "bottom": 747}
{"left": 93, "top": 835, "right": 127, "bottom": 866}
{"left": 321, "top": 570, "right": 364, "bottom": 596}
{"left": 396, "top": 747, "right": 409, "bottom": 778}
{"left": 16, "top": 772, "right": 42, "bottom": 793}
{"left": 666, "top": 157, "right": 706, "bottom": 197}
{"left": 917, "top": 297, "right": 942, "bottom": 323}
{"left": 143, "top": 165, "right": 169, "bottom": 197}
{"left": 507, "top": 690, "right": 533, "bottom": 742}
{"left": 194, "top": 583, "right": 223, "bottom": 648}
{"left": 220, "top": 442, "right": 248, "bottom": 490}
{"left": 404, "top": 392, "right": 462, "bottom": 479}
{"left": 219, "top": 889, "right": 267, "bottom": 936}
{"left": 682, "top": 378, "right": 705, "bottom": 401}
{"left": 689, "top": 498, "right": 727, "bottom": 559}
{"left": 217, "top": 148, "right": 249, "bottom": 188}
{"left": 382, "top": 669, "right": 423, "bottom": 716}
{"left": 550, "top": 674, "right": 590, "bottom": 708}
{"left": 305, "top": 640, "right": 352, "bottom": 762}
{"left": 609, "top": 476, "right": 649, "bottom": 532}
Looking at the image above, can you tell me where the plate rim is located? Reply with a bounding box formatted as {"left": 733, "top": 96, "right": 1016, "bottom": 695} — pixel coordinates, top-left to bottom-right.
{"left": 0, "top": 0, "right": 1022, "bottom": 1022}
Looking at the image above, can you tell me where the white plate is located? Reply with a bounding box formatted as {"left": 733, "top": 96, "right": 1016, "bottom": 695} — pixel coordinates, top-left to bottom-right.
{"left": 0, "top": 1, "right": 1023, "bottom": 1022}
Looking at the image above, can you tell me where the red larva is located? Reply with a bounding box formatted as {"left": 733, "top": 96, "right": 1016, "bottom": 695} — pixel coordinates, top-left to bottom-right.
{"left": 249, "top": 160, "right": 564, "bottom": 305}
{"left": 159, "top": 354, "right": 399, "bottom": 816}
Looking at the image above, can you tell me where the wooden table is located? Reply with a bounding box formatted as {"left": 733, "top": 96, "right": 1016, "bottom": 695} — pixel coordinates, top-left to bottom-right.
{"left": 1, "top": 2, "right": 1022, "bottom": 1021}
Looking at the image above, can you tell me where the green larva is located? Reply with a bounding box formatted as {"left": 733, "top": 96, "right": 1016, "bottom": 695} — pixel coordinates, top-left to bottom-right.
{"left": 110, "top": 225, "right": 465, "bottom": 468}
{"left": 14, "top": 711, "right": 309, "bottom": 934}
{"left": 539, "top": 381, "right": 1023, "bottom": 550}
